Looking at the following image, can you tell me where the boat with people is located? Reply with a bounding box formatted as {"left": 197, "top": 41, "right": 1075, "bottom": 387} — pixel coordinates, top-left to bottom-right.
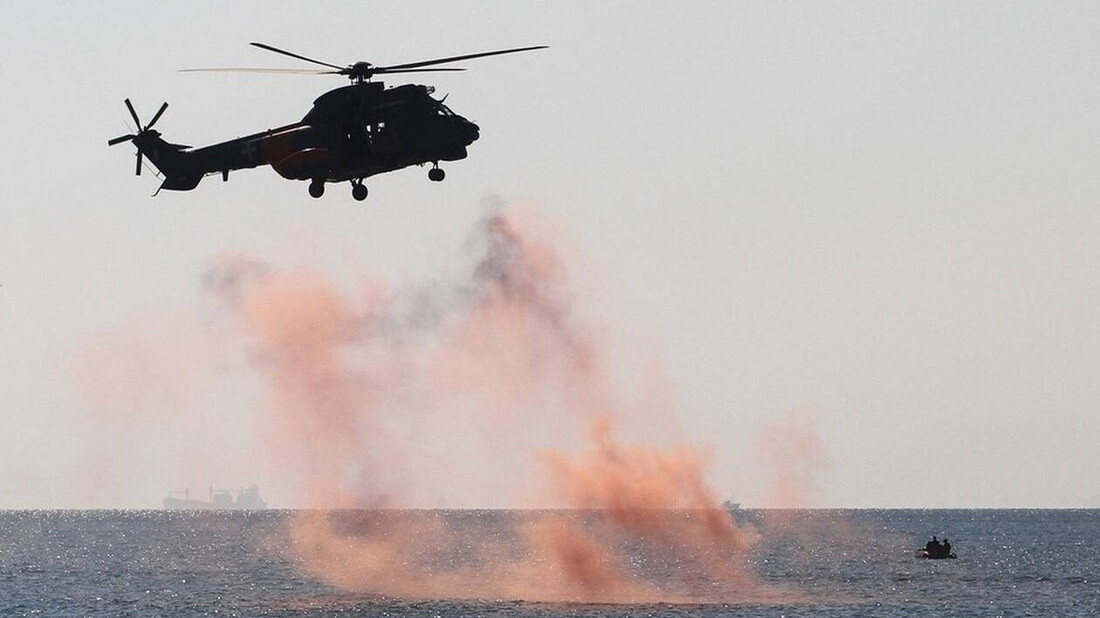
{"left": 916, "top": 535, "right": 957, "bottom": 559}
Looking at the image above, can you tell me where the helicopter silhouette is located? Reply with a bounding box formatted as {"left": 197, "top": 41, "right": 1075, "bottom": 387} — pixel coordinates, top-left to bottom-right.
{"left": 108, "top": 42, "right": 547, "bottom": 200}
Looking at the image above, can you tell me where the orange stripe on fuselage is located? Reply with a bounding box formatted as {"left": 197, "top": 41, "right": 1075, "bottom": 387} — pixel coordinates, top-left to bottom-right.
{"left": 256, "top": 125, "right": 313, "bottom": 166}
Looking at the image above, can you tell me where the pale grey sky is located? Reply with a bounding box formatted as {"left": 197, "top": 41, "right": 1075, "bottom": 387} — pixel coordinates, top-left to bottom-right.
{"left": 1, "top": 1, "right": 1098, "bottom": 508}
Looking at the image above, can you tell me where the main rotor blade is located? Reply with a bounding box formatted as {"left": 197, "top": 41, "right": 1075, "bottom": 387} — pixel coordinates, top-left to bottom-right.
{"left": 108, "top": 134, "right": 135, "bottom": 146}
{"left": 124, "top": 98, "right": 142, "bottom": 130}
{"left": 147, "top": 102, "right": 168, "bottom": 129}
{"left": 379, "top": 45, "right": 547, "bottom": 72}
{"left": 249, "top": 42, "right": 345, "bottom": 70}
{"left": 135, "top": 151, "right": 143, "bottom": 176}
{"left": 372, "top": 67, "right": 467, "bottom": 75}
{"left": 179, "top": 67, "right": 331, "bottom": 74}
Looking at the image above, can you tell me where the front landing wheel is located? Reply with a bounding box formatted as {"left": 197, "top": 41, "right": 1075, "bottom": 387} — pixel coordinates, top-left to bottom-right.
{"left": 428, "top": 167, "right": 445, "bottom": 182}
{"left": 308, "top": 179, "right": 325, "bottom": 198}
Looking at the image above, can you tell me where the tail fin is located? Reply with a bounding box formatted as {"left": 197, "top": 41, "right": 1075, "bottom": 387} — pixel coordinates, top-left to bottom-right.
{"left": 133, "top": 133, "right": 189, "bottom": 178}
{"left": 107, "top": 99, "right": 201, "bottom": 192}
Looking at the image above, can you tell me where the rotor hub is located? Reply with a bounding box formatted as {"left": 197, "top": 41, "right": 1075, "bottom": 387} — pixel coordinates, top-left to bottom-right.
{"left": 346, "top": 61, "right": 376, "bottom": 83}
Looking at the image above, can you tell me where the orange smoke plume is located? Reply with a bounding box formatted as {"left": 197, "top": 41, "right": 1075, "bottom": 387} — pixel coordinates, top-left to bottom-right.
{"left": 179, "top": 203, "right": 771, "bottom": 602}
{"left": 533, "top": 416, "right": 760, "bottom": 601}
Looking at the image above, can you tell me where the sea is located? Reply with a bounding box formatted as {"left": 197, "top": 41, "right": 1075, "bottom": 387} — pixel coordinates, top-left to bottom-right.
{"left": 0, "top": 509, "right": 1095, "bottom": 617}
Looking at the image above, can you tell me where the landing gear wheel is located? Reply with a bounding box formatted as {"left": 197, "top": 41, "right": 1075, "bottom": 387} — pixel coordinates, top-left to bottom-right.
{"left": 351, "top": 182, "right": 368, "bottom": 201}
{"left": 308, "top": 180, "right": 325, "bottom": 198}
{"left": 428, "top": 167, "right": 446, "bottom": 182}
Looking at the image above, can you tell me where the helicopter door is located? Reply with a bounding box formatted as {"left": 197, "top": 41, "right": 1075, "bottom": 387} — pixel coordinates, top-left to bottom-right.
{"left": 344, "top": 118, "right": 376, "bottom": 161}
{"left": 367, "top": 121, "right": 392, "bottom": 156}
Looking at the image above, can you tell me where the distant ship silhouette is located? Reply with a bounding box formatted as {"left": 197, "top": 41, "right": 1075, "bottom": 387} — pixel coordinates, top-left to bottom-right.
{"left": 163, "top": 484, "right": 267, "bottom": 510}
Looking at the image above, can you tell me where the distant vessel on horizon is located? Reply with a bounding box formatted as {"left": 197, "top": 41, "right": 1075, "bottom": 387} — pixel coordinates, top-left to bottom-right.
{"left": 722, "top": 499, "right": 741, "bottom": 510}
{"left": 163, "top": 484, "right": 267, "bottom": 510}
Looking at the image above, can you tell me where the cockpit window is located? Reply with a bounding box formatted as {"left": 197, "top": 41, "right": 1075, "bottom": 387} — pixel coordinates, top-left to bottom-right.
{"left": 436, "top": 103, "right": 455, "bottom": 117}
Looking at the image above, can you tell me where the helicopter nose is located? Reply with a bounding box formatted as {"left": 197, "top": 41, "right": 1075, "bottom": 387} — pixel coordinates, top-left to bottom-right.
{"left": 466, "top": 121, "right": 480, "bottom": 143}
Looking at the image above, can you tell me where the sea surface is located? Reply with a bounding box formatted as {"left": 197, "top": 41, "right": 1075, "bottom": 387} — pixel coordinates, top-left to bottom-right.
{"left": 0, "top": 509, "right": 1096, "bottom": 617}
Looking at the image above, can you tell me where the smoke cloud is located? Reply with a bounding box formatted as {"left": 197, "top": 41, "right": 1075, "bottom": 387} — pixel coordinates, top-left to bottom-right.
{"left": 84, "top": 202, "right": 783, "bottom": 602}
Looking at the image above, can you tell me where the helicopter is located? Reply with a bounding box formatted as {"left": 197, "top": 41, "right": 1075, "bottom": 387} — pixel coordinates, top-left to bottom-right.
{"left": 108, "top": 42, "right": 547, "bottom": 200}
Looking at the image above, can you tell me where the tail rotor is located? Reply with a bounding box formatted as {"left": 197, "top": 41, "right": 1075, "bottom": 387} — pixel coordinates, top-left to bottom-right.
{"left": 108, "top": 99, "right": 169, "bottom": 176}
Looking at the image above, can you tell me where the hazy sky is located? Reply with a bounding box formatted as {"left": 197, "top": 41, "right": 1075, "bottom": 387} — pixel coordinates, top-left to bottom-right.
{"left": 1, "top": 1, "right": 1098, "bottom": 508}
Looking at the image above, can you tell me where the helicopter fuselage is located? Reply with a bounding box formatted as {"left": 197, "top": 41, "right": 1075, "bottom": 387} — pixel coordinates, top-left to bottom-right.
{"left": 132, "top": 82, "right": 480, "bottom": 195}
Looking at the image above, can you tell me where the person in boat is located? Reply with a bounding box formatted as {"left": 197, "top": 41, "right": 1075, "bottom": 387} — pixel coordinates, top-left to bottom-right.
{"left": 942, "top": 538, "right": 952, "bottom": 556}
{"left": 925, "top": 536, "right": 941, "bottom": 553}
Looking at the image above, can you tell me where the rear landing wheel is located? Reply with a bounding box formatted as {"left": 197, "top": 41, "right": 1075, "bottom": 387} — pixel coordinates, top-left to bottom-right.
{"left": 428, "top": 167, "right": 445, "bottom": 182}
{"left": 308, "top": 179, "right": 325, "bottom": 198}
{"left": 351, "top": 182, "right": 368, "bottom": 201}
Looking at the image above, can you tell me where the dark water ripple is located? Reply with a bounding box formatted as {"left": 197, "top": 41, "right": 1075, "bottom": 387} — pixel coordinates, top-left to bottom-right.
{"left": 0, "top": 510, "right": 1096, "bottom": 617}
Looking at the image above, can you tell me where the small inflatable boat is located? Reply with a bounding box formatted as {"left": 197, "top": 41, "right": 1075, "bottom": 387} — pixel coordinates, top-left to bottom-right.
{"left": 916, "top": 548, "right": 957, "bottom": 559}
